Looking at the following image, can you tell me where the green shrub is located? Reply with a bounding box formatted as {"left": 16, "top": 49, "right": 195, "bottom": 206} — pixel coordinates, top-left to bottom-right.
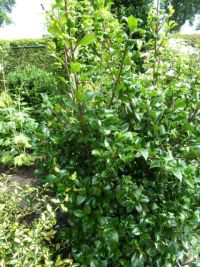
{"left": 7, "top": 65, "right": 57, "bottom": 110}
{"left": 0, "top": 91, "right": 37, "bottom": 166}
{"left": 171, "top": 33, "right": 200, "bottom": 48}
{"left": 0, "top": 174, "right": 74, "bottom": 266}
{"left": 34, "top": 1, "right": 200, "bottom": 266}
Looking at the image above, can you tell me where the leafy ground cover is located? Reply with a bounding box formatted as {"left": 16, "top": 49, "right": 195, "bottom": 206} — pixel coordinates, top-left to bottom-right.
{"left": 0, "top": 171, "right": 74, "bottom": 267}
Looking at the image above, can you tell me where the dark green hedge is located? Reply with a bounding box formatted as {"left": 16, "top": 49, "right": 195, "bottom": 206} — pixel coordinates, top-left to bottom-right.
{"left": 0, "top": 38, "right": 56, "bottom": 75}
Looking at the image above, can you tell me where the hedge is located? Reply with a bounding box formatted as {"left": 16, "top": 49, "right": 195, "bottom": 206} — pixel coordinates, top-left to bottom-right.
{"left": 0, "top": 38, "right": 56, "bottom": 75}
{"left": 171, "top": 34, "right": 200, "bottom": 47}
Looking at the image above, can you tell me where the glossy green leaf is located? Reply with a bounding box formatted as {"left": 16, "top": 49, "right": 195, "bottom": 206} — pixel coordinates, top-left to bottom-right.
{"left": 128, "top": 15, "right": 138, "bottom": 32}
{"left": 173, "top": 169, "right": 183, "bottom": 181}
{"left": 74, "top": 210, "right": 85, "bottom": 218}
{"left": 139, "top": 148, "right": 149, "bottom": 161}
{"left": 76, "top": 195, "right": 86, "bottom": 205}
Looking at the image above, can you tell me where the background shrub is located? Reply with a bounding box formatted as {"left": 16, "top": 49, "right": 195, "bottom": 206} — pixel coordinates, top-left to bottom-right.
{"left": 0, "top": 38, "right": 55, "bottom": 74}
{"left": 7, "top": 65, "right": 57, "bottom": 110}
{"left": 0, "top": 91, "right": 37, "bottom": 166}
{"left": 171, "top": 33, "right": 200, "bottom": 48}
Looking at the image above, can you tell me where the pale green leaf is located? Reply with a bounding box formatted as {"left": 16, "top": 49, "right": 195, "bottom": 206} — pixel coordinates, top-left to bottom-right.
{"left": 173, "top": 169, "right": 183, "bottom": 181}
{"left": 78, "top": 33, "right": 96, "bottom": 47}
{"left": 70, "top": 62, "right": 81, "bottom": 73}
{"left": 139, "top": 148, "right": 149, "bottom": 161}
{"left": 61, "top": 204, "right": 68, "bottom": 212}
{"left": 128, "top": 15, "right": 138, "bottom": 32}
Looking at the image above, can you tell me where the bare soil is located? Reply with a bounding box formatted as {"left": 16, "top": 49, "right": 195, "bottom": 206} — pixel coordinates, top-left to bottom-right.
{"left": 0, "top": 164, "right": 39, "bottom": 187}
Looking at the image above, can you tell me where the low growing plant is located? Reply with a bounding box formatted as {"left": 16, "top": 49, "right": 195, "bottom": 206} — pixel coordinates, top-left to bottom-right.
{"left": 0, "top": 174, "right": 74, "bottom": 267}
{"left": 0, "top": 47, "right": 37, "bottom": 166}
{"left": 0, "top": 91, "right": 37, "bottom": 166}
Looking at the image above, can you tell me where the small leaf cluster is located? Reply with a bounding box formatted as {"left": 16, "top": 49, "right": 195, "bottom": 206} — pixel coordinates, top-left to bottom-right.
{"left": 0, "top": 174, "right": 74, "bottom": 267}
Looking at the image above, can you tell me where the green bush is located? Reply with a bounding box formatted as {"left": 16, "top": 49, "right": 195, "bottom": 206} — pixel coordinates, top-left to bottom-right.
{"left": 171, "top": 33, "right": 200, "bottom": 48}
{"left": 7, "top": 65, "right": 57, "bottom": 110}
{"left": 0, "top": 174, "right": 74, "bottom": 266}
{"left": 34, "top": 1, "right": 199, "bottom": 266}
{"left": 0, "top": 91, "right": 37, "bottom": 166}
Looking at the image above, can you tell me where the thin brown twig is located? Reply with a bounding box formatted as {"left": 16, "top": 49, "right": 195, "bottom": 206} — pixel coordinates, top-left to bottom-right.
{"left": 109, "top": 44, "right": 128, "bottom": 107}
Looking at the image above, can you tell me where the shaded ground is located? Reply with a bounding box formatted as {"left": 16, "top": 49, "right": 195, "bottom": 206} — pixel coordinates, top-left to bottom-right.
{"left": 0, "top": 164, "right": 39, "bottom": 187}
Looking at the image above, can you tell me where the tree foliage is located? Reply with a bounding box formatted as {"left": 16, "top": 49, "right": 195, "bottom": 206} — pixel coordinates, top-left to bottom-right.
{"left": 112, "top": 0, "right": 152, "bottom": 26}
{"left": 112, "top": 0, "right": 200, "bottom": 31}
{"left": 0, "top": 0, "right": 15, "bottom": 26}
{"left": 165, "top": 0, "right": 200, "bottom": 31}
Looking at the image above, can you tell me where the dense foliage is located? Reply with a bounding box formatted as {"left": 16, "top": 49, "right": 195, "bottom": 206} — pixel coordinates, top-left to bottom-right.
{"left": 112, "top": 0, "right": 152, "bottom": 26}
{"left": 7, "top": 65, "right": 57, "bottom": 111}
{"left": 112, "top": 0, "right": 200, "bottom": 31}
{"left": 33, "top": 0, "right": 200, "bottom": 266}
{"left": 0, "top": 91, "right": 37, "bottom": 166}
{"left": 0, "top": 0, "right": 199, "bottom": 266}
{"left": 0, "top": 38, "right": 55, "bottom": 75}
{"left": 0, "top": 47, "right": 37, "bottom": 166}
